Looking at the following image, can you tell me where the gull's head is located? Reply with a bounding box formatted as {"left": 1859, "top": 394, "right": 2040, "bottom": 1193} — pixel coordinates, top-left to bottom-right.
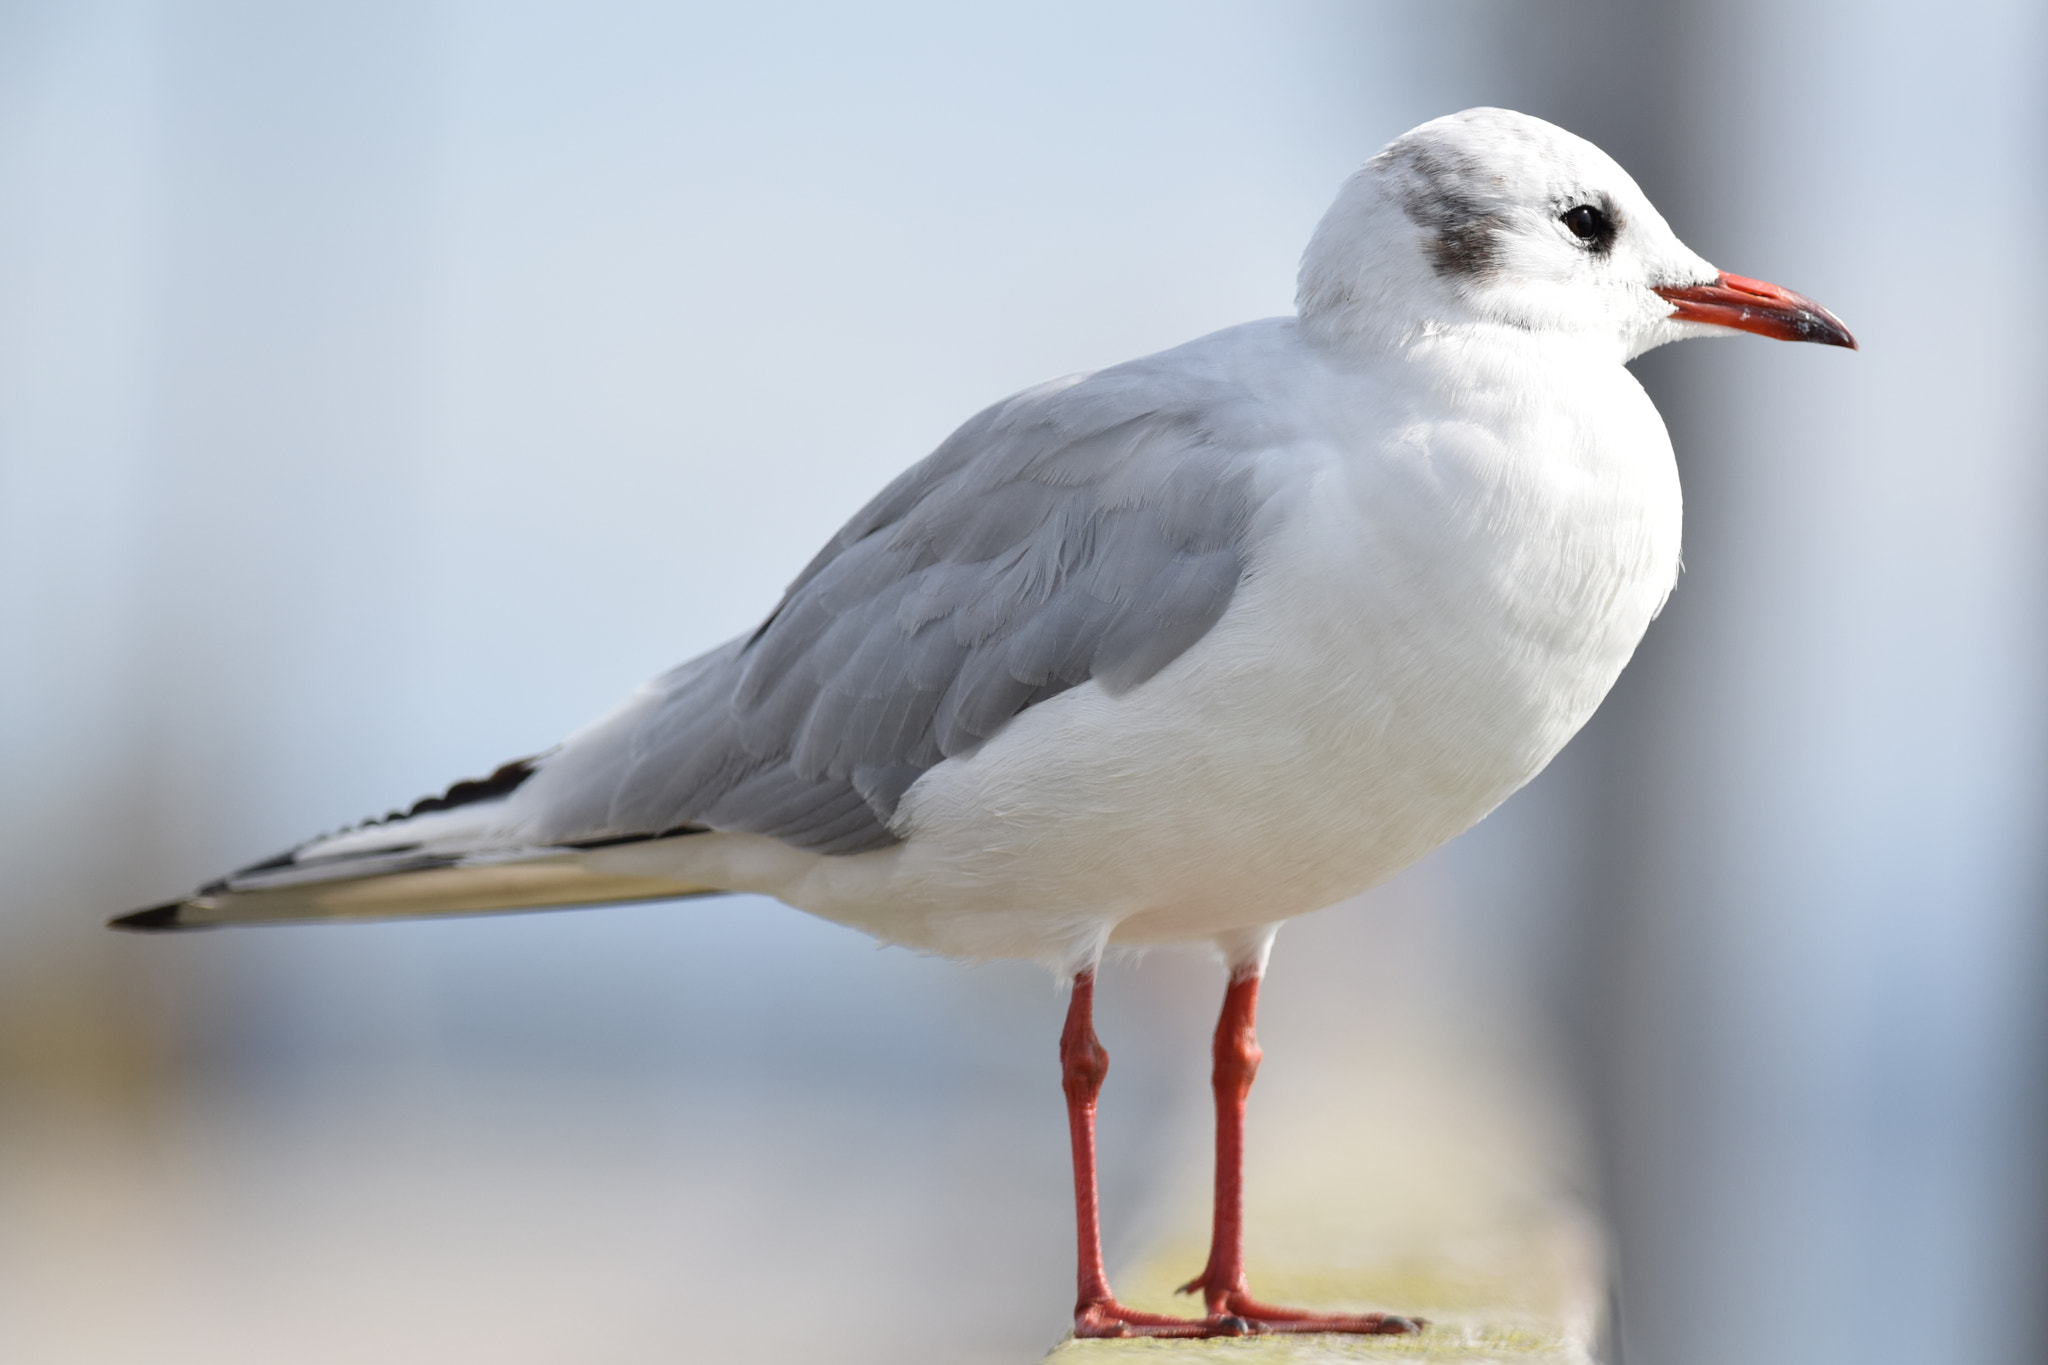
{"left": 1298, "top": 108, "right": 1855, "bottom": 361}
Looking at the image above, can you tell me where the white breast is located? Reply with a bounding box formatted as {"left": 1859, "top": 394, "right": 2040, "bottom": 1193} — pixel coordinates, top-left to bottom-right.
{"left": 660, "top": 334, "right": 1681, "bottom": 969}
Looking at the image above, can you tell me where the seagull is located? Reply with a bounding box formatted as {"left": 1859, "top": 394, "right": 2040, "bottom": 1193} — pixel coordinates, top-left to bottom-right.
{"left": 113, "top": 108, "right": 1853, "bottom": 1339}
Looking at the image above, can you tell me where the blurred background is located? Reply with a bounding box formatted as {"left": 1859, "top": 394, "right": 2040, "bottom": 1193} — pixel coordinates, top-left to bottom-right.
{"left": 2, "top": 2, "right": 2043, "bottom": 1362}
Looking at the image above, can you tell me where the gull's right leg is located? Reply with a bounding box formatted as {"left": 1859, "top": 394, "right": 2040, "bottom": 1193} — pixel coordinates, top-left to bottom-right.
{"left": 1063, "top": 970, "right": 1231, "bottom": 1339}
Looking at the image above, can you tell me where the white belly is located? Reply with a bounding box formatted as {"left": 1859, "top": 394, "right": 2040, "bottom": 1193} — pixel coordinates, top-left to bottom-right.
{"left": 626, "top": 356, "right": 1682, "bottom": 969}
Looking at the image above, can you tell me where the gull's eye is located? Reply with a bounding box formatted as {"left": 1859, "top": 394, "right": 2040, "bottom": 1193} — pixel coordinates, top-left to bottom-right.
{"left": 1561, "top": 203, "right": 1615, "bottom": 249}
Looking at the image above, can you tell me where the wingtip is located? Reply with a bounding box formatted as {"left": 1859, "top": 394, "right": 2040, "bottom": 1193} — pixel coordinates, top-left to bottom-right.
{"left": 108, "top": 902, "right": 198, "bottom": 933}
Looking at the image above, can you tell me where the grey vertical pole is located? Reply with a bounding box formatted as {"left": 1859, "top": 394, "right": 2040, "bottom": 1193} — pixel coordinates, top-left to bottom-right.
{"left": 1496, "top": 4, "right": 2048, "bottom": 1363}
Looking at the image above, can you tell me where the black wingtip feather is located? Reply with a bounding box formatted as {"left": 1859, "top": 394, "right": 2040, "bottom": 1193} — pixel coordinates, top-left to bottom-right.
{"left": 108, "top": 902, "right": 198, "bottom": 933}
{"left": 397, "top": 756, "right": 540, "bottom": 821}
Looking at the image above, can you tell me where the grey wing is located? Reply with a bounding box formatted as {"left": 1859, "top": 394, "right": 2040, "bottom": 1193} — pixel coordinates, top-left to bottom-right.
{"left": 532, "top": 360, "right": 1272, "bottom": 856}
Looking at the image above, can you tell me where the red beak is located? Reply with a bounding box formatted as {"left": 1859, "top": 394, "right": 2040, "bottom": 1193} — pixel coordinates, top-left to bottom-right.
{"left": 1653, "top": 272, "right": 1857, "bottom": 350}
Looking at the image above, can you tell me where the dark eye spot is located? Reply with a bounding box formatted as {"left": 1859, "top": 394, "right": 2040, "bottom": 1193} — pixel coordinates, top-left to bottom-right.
{"left": 1561, "top": 203, "right": 1615, "bottom": 250}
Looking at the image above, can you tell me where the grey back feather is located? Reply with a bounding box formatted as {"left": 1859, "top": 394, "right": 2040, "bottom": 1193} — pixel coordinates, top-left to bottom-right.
{"left": 534, "top": 351, "right": 1271, "bottom": 855}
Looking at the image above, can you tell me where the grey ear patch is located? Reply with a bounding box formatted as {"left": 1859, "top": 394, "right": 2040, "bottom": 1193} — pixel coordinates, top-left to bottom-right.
{"left": 1382, "top": 144, "right": 1509, "bottom": 281}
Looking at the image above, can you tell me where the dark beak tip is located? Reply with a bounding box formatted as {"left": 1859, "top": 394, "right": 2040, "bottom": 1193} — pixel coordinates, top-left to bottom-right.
{"left": 1657, "top": 274, "right": 1859, "bottom": 351}
{"left": 1807, "top": 316, "right": 1859, "bottom": 351}
{"left": 1796, "top": 302, "right": 1860, "bottom": 351}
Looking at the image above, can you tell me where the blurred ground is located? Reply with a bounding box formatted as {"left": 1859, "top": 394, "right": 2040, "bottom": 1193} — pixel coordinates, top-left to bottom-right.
{"left": 0, "top": 897, "right": 1206, "bottom": 1365}
{"left": 0, "top": 864, "right": 1579, "bottom": 1365}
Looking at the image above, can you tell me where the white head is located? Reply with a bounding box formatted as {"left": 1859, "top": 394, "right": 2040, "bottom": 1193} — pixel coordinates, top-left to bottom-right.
{"left": 1298, "top": 108, "right": 1853, "bottom": 361}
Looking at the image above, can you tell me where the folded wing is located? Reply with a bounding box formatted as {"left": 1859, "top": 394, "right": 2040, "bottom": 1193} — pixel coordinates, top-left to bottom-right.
{"left": 533, "top": 352, "right": 1272, "bottom": 854}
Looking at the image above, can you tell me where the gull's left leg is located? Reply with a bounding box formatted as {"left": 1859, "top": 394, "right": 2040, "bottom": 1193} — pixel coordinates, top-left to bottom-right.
{"left": 1063, "top": 969, "right": 1216, "bottom": 1339}
{"left": 1175, "top": 962, "right": 1423, "bottom": 1336}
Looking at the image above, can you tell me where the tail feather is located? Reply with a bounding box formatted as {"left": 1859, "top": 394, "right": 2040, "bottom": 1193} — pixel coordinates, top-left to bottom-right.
{"left": 111, "top": 754, "right": 719, "bottom": 932}
{"left": 110, "top": 903, "right": 185, "bottom": 933}
{"left": 114, "top": 845, "right": 717, "bottom": 932}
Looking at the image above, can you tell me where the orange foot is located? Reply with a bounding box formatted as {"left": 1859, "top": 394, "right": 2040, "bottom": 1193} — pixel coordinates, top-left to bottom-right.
{"left": 1175, "top": 1276, "right": 1426, "bottom": 1336}
{"left": 1074, "top": 1298, "right": 1220, "bottom": 1338}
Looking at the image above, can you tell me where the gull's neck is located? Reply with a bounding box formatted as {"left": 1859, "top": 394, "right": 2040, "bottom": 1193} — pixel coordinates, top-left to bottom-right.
{"left": 1298, "top": 306, "right": 1629, "bottom": 379}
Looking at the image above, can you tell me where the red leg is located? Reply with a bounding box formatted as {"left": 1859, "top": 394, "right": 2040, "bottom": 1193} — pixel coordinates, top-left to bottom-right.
{"left": 1062, "top": 971, "right": 1216, "bottom": 1338}
{"left": 1174, "top": 968, "right": 1422, "bottom": 1336}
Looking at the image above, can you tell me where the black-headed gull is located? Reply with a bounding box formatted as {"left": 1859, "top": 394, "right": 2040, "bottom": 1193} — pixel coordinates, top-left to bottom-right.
{"left": 115, "top": 108, "right": 1853, "bottom": 1339}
